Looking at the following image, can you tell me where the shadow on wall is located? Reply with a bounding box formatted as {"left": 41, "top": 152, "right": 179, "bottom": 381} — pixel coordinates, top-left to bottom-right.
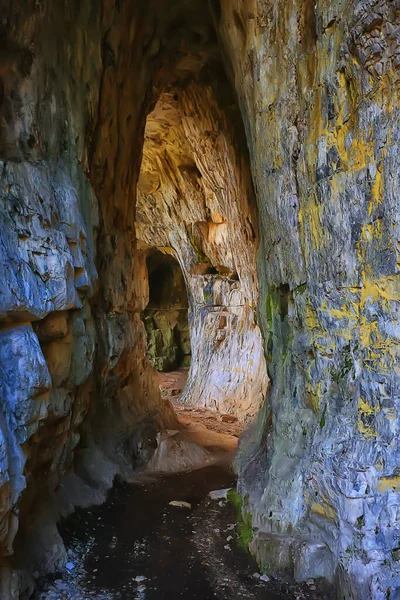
{"left": 142, "top": 249, "right": 191, "bottom": 372}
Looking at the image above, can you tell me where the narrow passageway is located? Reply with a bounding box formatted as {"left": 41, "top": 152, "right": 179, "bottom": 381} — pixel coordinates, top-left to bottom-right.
{"left": 142, "top": 250, "right": 191, "bottom": 373}
{"left": 34, "top": 381, "right": 331, "bottom": 599}
{"left": 35, "top": 452, "right": 329, "bottom": 600}
{"left": 3, "top": 0, "right": 397, "bottom": 597}
{"left": 35, "top": 465, "right": 282, "bottom": 600}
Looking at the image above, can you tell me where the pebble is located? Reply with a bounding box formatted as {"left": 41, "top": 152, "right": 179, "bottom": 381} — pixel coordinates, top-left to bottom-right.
{"left": 209, "top": 488, "right": 232, "bottom": 500}
{"left": 169, "top": 500, "right": 192, "bottom": 509}
{"left": 135, "top": 576, "right": 146, "bottom": 582}
{"left": 260, "top": 574, "right": 270, "bottom": 583}
{"left": 65, "top": 562, "right": 75, "bottom": 571}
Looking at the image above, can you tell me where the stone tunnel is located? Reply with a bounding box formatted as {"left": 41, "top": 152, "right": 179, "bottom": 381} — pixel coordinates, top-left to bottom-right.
{"left": 0, "top": 0, "right": 400, "bottom": 598}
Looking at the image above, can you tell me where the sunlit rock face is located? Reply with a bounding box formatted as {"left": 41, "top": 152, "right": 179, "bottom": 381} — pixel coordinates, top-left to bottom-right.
{"left": 0, "top": 0, "right": 399, "bottom": 598}
{"left": 137, "top": 81, "right": 268, "bottom": 420}
{"left": 214, "top": 0, "right": 400, "bottom": 597}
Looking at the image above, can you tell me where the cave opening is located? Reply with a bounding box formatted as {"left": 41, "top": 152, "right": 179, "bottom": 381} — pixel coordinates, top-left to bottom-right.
{"left": 142, "top": 248, "right": 191, "bottom": 372}
{"left": 135, "top": 51, "right": 267, "bottom": 422}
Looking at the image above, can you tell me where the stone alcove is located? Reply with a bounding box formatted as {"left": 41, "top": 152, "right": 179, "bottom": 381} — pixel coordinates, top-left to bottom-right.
{"left": 142, "top": 249, "right": 191, "bottom": 372}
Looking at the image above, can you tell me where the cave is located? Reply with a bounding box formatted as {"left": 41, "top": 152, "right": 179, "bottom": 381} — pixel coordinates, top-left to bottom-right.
{"left": 142, "top": 249, "right": 191, "bottom": 372}
{"left": 1, "top": 0, "right": 400, "bottom": 599}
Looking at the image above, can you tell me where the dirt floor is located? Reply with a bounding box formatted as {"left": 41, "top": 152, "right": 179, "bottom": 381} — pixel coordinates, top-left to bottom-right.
{"left": 34, "top": 368, "right": 333, "bottom": 600}
{"left": 158, "top": 368, "right": 243, "bottom": 438}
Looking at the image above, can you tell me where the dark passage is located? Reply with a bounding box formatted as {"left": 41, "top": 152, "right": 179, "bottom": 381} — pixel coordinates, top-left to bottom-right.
{"left": 142, "top": 249, "right": 191, "bottom": 372}
{"left": 35, "top": 465, "right": 324, "bottom": 600}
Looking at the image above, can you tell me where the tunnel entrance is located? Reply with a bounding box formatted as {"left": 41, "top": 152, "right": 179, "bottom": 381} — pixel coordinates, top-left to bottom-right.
{"left": 135, "top": 76, "right": 267, "bottom": 421}
{"left": 142, "top": 249, "right": 191, "bottom": 372}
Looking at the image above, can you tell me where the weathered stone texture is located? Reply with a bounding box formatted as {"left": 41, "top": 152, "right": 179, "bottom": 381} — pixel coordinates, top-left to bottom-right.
{"left": 0, "top": 1, "right": 176, "bottom": 595}
{"left": 215, "top": 0, "right": 400, "bottom": 596}
{"left": 137, "top": 82, "right": 268, "bottom": 419}
{"left": 0, "top": 0, "right": 399, "bottom": 598}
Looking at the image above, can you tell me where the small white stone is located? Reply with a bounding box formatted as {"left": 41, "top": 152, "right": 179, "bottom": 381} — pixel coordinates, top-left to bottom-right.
{"left": 259, "top": 574, "right": 270, "bottom": 583}
{"left": 169, "top": 500, "right": 191, "bottom": 509}
{"left": 209, "top": 488, "right": 232, "bottom": 500}
{"left": 135, "top": 576, "right": 146, "bottom": 582}
{"left": 65, "top": 562, "right": 75, "bottom": 571}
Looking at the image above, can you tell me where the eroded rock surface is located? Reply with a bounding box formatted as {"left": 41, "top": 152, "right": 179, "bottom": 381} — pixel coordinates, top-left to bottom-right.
{"left": 137, "top": 82, "right": 268, "bottom": 420}
{"left": 0, "top": 0, "right": 399, "bottom": 598}
{"left": 215, "top": 0, "right": 400, "bottom": 597}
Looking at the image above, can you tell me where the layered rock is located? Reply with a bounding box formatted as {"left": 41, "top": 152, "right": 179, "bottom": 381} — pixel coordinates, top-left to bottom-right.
{"left": 214, "top": 0, "right": 400, "bottom": 596}
{"left": 0, "top": 1, "right": 176, "bottom": 595}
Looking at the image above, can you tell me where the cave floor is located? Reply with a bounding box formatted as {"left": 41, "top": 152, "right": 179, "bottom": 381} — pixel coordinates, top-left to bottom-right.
{"left": 158, "top": 368, "right": 243, "bottom": 438}
{"left": 35, "top": 464, "right": 327, "bottom": 600}
{"left": 35, "top": 372, "right": 330, "bottom": 600}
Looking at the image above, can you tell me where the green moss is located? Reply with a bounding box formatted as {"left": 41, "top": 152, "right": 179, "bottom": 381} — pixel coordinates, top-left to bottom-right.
{"left": 294, "top": 282, "right": 307, "bottom": 295}
{"left": 228, "top": 490, "right": 253, "bottom": 551}
{"left": 320, "top": 403, "right": 327, "bottom": 428}
{"left": 332, "top": 343, "right": 353, "bottom": 383}
{"left": 228, "top": 488, "right": 242, "bottom": 510}
{"left": 189, "top": 231, "right": 210, "bottom": 264}
{"left": 264, "top": 285, "right": 293, "bottom": 364}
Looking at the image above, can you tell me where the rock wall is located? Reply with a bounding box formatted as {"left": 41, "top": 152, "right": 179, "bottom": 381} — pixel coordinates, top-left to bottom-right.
{"left": 0, "top": 1, "right": 176, "bottom": 596}
{"left": 214, "top": 0, "right": 400, "bottom": 597}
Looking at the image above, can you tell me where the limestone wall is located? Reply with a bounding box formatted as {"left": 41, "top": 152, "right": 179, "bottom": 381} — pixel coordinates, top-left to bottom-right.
{"left": 0, "top": 2, "right": 175, "bottom": 595}
{"left": 215, "top": 0, "right": 400, "bottom": 596}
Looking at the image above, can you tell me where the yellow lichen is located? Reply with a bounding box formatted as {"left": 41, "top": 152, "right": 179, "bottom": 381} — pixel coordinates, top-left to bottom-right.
{"left": 357, "top": 397, "right": 379, "bottom": 438}
{"left": 377, "top": 476, "right": 400, "bottom": 493}
{"left": 311, "top": 501, "right": 336, "bottom": 521}
{"left": 367, "top": 167, "right": 383, "bottom": 217}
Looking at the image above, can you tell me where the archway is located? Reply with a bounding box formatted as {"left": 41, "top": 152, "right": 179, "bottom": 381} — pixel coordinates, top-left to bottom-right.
{"left": 142, "top": 248, "right": 191, "bottom": 372}
{"left": 136, "top": 81, "right": 267, "bottom": 422}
